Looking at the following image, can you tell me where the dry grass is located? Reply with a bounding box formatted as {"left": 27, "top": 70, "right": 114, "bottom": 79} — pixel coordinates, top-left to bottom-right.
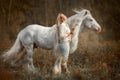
{"left": 0, "top": 32, "right": 120, "bottom": 80}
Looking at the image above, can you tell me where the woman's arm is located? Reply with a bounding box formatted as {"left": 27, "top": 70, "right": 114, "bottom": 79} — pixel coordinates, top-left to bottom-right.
{"left": 59, "top": 23, "right": 66, "bottom": 40}
{"left": 59, "top": 23, "right": 75, "bottom": 41}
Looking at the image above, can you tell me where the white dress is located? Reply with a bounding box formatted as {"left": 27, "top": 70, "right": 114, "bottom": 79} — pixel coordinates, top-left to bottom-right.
{"left": 59, "top": 22, "right": 71, "bottom": 42}
{"left": 55, "top": 22, "right": 71, "bottom": 59}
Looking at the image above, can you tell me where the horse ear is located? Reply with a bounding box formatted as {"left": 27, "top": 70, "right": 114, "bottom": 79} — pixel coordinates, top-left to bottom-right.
{"left": 73, "top": 9, "right": 80, "bottom": 13}
{"left": 84, "top": 11, "right": 87, "bottom": 16}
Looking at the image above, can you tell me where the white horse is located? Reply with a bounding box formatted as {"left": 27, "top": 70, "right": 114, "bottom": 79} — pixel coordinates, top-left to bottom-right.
{"left": 2, "top": 9, "right": 101, "bottom": 75}
{"left": 53, "top": 9, "right": 101, "bottom": 75}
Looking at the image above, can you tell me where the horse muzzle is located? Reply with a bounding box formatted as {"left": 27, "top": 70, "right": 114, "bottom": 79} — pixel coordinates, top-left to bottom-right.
{"left": 96, "top": 26, "right": 101, "bottom": 33}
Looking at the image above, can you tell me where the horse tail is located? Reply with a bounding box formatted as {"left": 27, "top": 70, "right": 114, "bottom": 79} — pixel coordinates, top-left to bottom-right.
{"left": 2, "top": 33, "right": 22, "bottom": 62}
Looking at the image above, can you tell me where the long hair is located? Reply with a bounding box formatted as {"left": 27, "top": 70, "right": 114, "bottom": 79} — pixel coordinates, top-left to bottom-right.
{"left": 56, "top": 13, "right": 67, "bottom": 27}
{"left": 56, "top": 13, "right": 67, "bottom": 43}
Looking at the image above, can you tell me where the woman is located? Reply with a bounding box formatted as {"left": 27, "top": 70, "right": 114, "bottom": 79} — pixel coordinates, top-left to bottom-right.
{"left": 53, "top": 13, "right": 74, "bottom": 75}
{"left": 56, "top": 13, "right": 74, "bottom": 59}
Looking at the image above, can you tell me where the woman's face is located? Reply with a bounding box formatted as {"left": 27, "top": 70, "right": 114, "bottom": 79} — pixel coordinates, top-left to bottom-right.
{"left": 60, "top": 14, "right": 67, "bottom": 23}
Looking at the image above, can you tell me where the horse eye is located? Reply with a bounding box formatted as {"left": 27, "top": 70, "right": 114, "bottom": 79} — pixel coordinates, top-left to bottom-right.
{"left": 89, "top": 19, "right": 93, "bottom": 21}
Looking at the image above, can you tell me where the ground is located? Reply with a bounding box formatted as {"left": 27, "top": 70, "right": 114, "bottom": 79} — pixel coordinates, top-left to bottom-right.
{"left": 0, "top": 31, "right": 120, "bottom": 80}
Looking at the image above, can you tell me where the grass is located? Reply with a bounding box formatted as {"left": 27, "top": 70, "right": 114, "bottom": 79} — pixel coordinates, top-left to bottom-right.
{"left": 0, "top": 33, "right": 120, "bottom": 80}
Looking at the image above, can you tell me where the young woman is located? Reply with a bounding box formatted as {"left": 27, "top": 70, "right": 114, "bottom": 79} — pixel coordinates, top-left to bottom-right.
{"left": 56, "top": 13, "right": 72, "bottom": 59}
{"left": 53, "top": 13, "right": 74, "bottom": 75}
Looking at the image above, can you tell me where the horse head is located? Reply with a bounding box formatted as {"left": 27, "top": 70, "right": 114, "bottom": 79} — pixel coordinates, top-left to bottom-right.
{"left": 73, "top": 9, "right": 101, "bottom": 33}
{"left": 68, "top": 9, "right": 101, "bottom": 54}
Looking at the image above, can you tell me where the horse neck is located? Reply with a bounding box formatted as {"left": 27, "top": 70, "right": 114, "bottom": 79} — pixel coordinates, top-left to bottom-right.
{"left": 67, "top": 16, "right": 84, "bottom": 38}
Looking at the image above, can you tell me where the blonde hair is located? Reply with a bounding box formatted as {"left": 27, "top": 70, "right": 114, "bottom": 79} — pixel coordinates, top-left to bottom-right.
{"left": 56, "top": 13, "right": 67, "bottom": 43}
{"left": 56, "top": 13, "right": 67, "bottom": 27}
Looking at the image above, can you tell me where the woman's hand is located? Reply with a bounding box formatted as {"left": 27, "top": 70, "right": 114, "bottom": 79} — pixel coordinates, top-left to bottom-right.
{"left": 70, "top": 28, "right": 75, "bottom": 35}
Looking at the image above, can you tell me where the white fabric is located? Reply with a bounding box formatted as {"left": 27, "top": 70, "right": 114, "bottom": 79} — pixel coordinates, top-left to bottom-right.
{"left": 59, "top": 22, "right": 71, "bottom": 42}
{"left": 54, "top": 41, "right": 70, "bottom": 59}
{"left": 59, "top": 41, "right": 70, "bottom": 59}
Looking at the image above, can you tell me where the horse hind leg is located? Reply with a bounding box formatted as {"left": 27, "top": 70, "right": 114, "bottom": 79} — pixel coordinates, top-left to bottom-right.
{"left": 24, "top": 44, "right": 36, "bottom": 74}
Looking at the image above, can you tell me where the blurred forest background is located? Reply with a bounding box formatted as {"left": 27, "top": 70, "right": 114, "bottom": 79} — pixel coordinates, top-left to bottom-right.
{"left": 0, "top": 0, "right": 120, "bottom": 80}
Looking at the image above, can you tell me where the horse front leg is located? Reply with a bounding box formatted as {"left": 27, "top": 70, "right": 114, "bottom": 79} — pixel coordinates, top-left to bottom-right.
{"left": 53, "top": 56, "right": 62, "bottom": 76}
{"left": 61, "top": 58, "right": 70, "bottom": 74}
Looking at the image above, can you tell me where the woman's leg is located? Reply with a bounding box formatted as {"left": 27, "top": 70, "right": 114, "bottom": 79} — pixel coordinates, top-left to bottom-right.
{"left": 60, "top": 41, "right": 70, "bottom": 73}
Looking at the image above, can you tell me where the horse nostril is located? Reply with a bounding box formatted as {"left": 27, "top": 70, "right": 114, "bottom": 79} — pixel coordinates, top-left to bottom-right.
{"left": 97, "top": 27, "right": 101, "bottom": 32}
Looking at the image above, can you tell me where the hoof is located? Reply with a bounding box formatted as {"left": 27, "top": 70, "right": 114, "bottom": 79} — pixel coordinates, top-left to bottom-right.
{"left": 53, "top": 69, "right": 61, "bottom": 76}
{"left": 23, "top": 64, "right": 38, "bottom": 75}
{"left": 66, "top": 70, "right": 70, "bottom": 74}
